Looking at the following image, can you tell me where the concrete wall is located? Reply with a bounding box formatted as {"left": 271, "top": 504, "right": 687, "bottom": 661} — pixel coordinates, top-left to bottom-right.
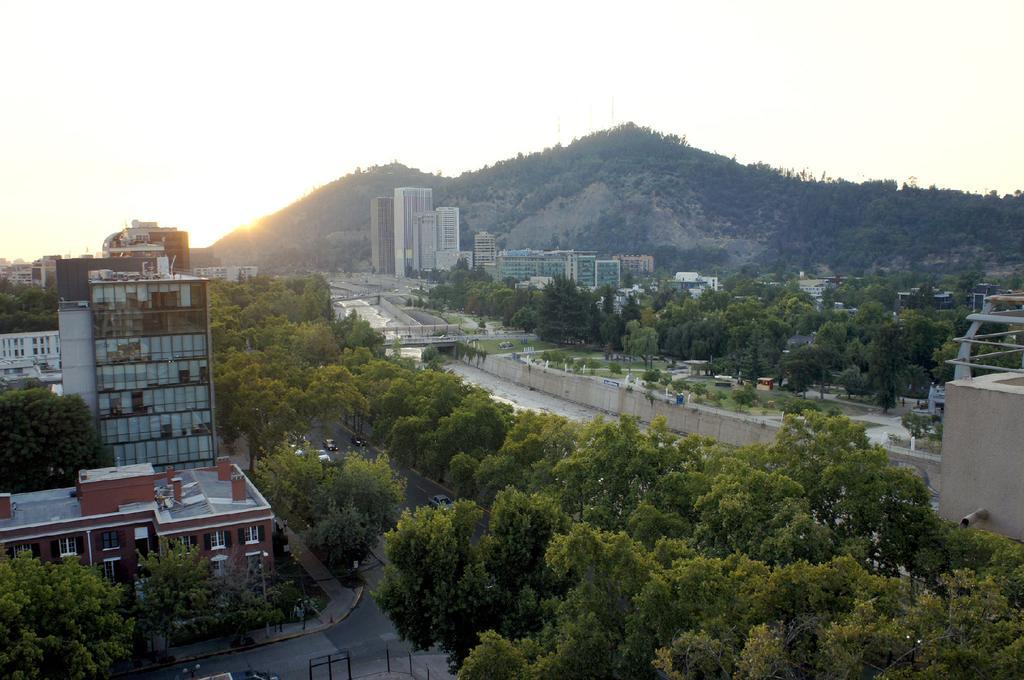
{"left": 940, "top": 373, "right": 1024, "bottom": 539}
{"left": 377, "top": 296, "right": 419, "bottom": 326}
{"left": 468, "top": 355, "right": 778, "bottom": 448}
{"left": 58, "top": 304, "right": 97, "bottom": 416}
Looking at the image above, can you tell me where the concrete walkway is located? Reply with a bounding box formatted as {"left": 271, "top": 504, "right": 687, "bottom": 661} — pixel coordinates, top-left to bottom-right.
{"left": 116, "top": 528, "right": 362, "bottom": 676}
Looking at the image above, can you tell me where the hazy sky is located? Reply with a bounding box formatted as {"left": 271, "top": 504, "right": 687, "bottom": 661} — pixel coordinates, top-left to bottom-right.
{"left": 2, "top": 1, "right": 1021, "bottom": 260}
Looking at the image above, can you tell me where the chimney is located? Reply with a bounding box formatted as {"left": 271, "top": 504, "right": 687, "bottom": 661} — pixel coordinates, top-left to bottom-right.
{"left": 171, "top": 477, "right": 182, "bottom": 502}
{"left": 217, "top": 457, "right": 232, "bottom": 482}
{"left": 0, "top": 493, "right": 10, "bottom": 520}
{"left": 231, "top": 473, "right": 246, "bottom": 503}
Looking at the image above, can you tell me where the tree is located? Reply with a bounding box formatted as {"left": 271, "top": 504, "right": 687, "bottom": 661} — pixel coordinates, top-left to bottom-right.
{"left": 623, "top": 320, "right": 659, "bottom": 369}
{"left": 256, "top": 449, "right": 405, "bottom": 569}
{"left": 375, "top": 502, "right": 497, "bottom": 666}
{"left": 136, "top": 540, "right": 211, "bottom": 651}
{"left": 0, "top": 388, "right": 106, "bottom": 492}
{"left": 215, "top": 350, "right": 306, "bottom": 470}
{"left": 781, "top": 346, "right": 822, "bottom": 397}
{"left": 0, "top": 553, "right": 133, "bottom": 678}
{"left": 902, "top": 412, "right": 938, "bottom": 439}
{"left": 732, "top": 383, "right": 757, "bottom": 408}
{"left": 868, "top": 321, "right": 907, "bottom": 412}
{"left": 458, "top": 630, "right": 527, "bottom": 680}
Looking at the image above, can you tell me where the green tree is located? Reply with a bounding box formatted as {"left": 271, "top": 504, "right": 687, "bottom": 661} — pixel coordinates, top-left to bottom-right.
{"left": 624, "top": 320, "right": 659, "bottom": 369}
{"left": 376, "top": 502, "right": 497, "bottom": 666}
{"left": 257, "top": 450, "right": 405, "bottom": 569}
{"left": 0, "top": 553, "right": 133, "bottom": 679}
{"left": 458, "top": 630, "right": 527, "bottom": 680}
{"left": 136, "top": 540, "right": 211, "bottom": 651}
{"left": 732, "top": 383, "right": 757, "bottom": 408}
{"left": 0, "top": 388, "right": 106, "bottom": 493}
{"left": 868, "top": 321, "right": 907, "bottom": 412}
{"left": 215, "top": 350, "right": 306, "bottom": 470}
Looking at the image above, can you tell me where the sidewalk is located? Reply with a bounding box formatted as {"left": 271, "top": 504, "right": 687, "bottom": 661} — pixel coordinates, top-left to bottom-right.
{"left": 116, "top": 527, "right": 363, "bottom": 676}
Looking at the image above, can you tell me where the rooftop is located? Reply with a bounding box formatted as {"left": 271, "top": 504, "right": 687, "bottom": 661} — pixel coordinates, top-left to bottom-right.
{"left": 1, "top": 461, "right": 270, "bottom": 531}
{"left": 88, "top": 271, "right": 204, "bottom": 283}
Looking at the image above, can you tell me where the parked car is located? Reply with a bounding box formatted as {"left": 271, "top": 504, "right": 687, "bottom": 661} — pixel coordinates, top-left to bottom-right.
{"left": 350, "top": 434, "right": 367, "bottom": 447}
{"left": 322, "top": 438, "right": 338, "bottom": 451}
{"left": 317, "top": 450, "right": 331, "bottom": 463}
{"left": 429, "top": 494, "right": 453, "bottom": 509}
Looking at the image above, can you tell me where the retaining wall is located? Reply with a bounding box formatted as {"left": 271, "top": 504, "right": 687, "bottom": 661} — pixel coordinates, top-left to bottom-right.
{"left": 377, "top": 297, "right": 419, "bottom": 326}
{"left": 468, "top": 355, "right": 779, "bottom": 447}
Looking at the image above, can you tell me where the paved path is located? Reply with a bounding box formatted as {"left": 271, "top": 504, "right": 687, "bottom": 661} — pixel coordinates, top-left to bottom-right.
{"left": 119, "top": 487, "right": 361, "bottom": 678}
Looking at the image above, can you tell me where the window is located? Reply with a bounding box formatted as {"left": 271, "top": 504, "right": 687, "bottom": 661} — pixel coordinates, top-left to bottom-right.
{"left": 102, "top": 558, "right": 120, "bottom": 581}
{"left": 58, "top": 537, "right": 79, "bottom": 557}
{"left": 101, "top": 530, "right": 120, "bottom": 550}
{"left": 205, "top": 530, "right": 230, "bottom": 550}
{"left": 211, "top": 556, "right": 227, "bottom": 576}
{"left": 241, "top": 525, "right": 265, "bottom": 545}
{"left": 12, "top": 543, "right": 39, "bottom": 557}
{"left": 175, "top": 535, "right": 197, "bottom": 550}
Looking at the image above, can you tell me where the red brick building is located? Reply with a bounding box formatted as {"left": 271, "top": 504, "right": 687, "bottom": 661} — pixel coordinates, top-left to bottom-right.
{"left": 0, "top": 457, "right": 274, "bottom": 581}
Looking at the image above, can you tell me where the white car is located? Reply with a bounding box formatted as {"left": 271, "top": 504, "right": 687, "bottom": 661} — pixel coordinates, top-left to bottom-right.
{"left": 317, "top": 450, "right": 331, "bottom": 463}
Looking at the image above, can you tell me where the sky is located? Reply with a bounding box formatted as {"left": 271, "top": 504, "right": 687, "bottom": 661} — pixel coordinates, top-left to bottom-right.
{"left": 1, "top": 1, "right": 1022, "bottom": 260}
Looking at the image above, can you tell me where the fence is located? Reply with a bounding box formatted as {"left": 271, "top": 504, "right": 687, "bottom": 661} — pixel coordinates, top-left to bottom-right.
{"left": 308, "top": 645, "right": 451, "bottom": 680}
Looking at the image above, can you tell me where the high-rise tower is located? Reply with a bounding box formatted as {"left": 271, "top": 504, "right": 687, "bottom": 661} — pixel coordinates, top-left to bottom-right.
{"left": 393, "top": 188, "right": 433, "bottom": 276}
{"left": 370, "top": 197, "right": 395, "bottom": 275}
{"left": 435, "top": 207, "right": 460, "bottom": 252}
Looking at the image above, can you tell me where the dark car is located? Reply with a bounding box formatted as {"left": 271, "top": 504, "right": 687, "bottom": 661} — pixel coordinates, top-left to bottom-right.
{"left": 350, "top": 434, "right": 367, "bottom": 447}
{"left": 322, "top": 439, "right": 338, "bottom": 452}
{"left": 429, "top": 494, "right": 453, "bottom": 509}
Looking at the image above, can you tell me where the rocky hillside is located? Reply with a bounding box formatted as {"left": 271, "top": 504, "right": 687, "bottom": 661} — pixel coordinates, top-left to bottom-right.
{"left": 213, "top": 124, "right": 1024, "bottom": 274}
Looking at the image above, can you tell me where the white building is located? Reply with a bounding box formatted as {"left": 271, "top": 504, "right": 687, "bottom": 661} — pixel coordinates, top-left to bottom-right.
{"left": 393, "top": 188, "right": 433, "bottom": 277}
{"left": 0, "top": 330, "right": 61, "bottom": 369}
{"left": 474, "top": 231, "right": 496, "bottom": 267}
{"left": 435, "top": 207, "right": 460, "bottom": 252}
{"left": 434, "top": 250, "right": 473, "bottom": 271}
{"left": 193, "top": 266, "right": 259, "bottom": 282}
{"left": 798, "top": 278, "right": 833, "bottom": 302}
{"left": 673, "top": 272, "right": 719, "bottom": 298}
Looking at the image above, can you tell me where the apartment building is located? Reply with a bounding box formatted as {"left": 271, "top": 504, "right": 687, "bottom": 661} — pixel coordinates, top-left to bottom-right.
{"left": 613, "top": 254, "right": 654, "bottom": 275}
{"left": 58, "top": 260, "right": 217, "bottom": 470}
{"left": 0, "top": 458, "right": 274, "bottom": 582}
{"left": 0, "top": 330, "right": 60, "bottom": 369}
{"left": 473, "top": 231, "right": 497, "bottom": 267}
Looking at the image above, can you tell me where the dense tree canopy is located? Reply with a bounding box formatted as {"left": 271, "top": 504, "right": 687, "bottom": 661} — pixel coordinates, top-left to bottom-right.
{"left": 0, "top": 281, "right": 58, "bottom": 334}
{"left": 0, "top": 388, "right": 107, "bottom": 492}
{"left": 0, "top": 553, "right": 133, "bottom": 678}
{"left": 374, "top": 406, "right": 1024, "bottom": 678}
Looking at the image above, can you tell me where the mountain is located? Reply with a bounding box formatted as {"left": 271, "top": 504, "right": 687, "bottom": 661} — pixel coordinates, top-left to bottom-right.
{"left": 212, "top": 124, "right": 1024, "bottom": 274}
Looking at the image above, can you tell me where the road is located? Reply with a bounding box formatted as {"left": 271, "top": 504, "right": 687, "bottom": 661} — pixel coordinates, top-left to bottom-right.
{"left": 129, "top": 424, "right": 461, "bottom": 680}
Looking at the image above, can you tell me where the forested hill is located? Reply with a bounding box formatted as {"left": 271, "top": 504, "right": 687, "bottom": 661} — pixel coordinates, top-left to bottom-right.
{"left": 213, "top": 124, "right": 1024, "bottom": 274}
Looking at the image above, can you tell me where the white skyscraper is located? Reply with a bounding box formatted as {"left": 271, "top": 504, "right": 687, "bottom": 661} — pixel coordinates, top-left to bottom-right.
{"left": 435, "top": 207, "right": 460, "bottom": 252}
{"left": 393, "top": 187, "right": 433, "bottom": 276}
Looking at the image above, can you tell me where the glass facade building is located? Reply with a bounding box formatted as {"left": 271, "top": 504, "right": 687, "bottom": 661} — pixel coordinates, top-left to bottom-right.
{"left": 595, "top": 259, "right": 621, "bottom": 289}
{"left": 493, "top": 250, "right": 605, "bottom": 288}
{"left": 89, "top": 278, "right": 215, "bottom": 469}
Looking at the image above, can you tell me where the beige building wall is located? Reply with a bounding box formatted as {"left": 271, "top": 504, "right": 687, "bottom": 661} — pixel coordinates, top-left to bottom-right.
{"left": 940, "top": 372, "right": 1024, "bottom": 539}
